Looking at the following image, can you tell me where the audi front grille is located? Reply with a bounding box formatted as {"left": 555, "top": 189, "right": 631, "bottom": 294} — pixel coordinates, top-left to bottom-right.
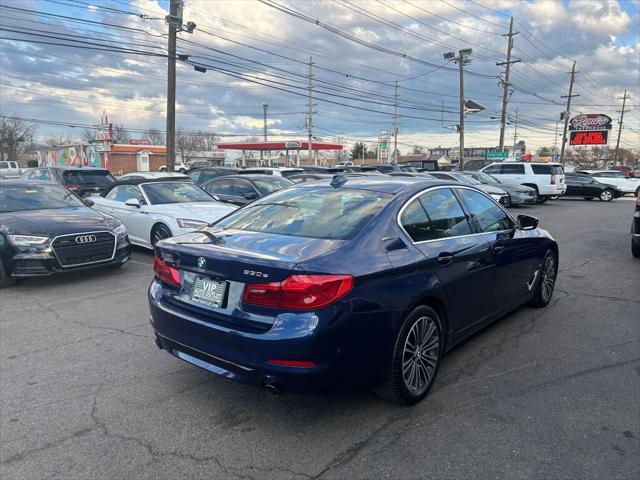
{"left": 51, "top": 231, "right": 116, "bottom": 268}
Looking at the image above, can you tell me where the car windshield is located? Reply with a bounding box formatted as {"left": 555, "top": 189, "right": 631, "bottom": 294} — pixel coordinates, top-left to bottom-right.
{"left": 141, "top": 182, "right": 214, "bottom": 205}
{"left": 0, "top": 184, "right": 85, "bottom": 212}
{"left": 455, "top": 173, "right": 482, "bottom": 185}
{"left": 215, "top": 187, "right": 392, "bottom": 240}
{"left": 251, "top": 177, "right": 294, "bottom": 195}
{"left": 62, "top": 170, "right": 115, "bottom": 186}
{"left": 469, "top": 172, "right": 499, "bottom": 184}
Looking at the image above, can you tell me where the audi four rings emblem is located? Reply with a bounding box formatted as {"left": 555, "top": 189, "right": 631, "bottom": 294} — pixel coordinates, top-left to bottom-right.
{"left": 197, "top": 257, "right": 206, "bottom": 269}
{"left": 75, "top": 235, "right": 97, "bottom": 244}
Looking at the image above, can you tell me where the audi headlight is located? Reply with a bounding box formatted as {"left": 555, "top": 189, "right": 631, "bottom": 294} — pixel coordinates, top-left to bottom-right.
{"left": 113, "top": 224, "right": 127, "bottom": 237}
{"left": 8, "top": 235, "right": 49, "bottom": 246}
{"left": 177, "top": 218, "right": 208, "bottom": 229}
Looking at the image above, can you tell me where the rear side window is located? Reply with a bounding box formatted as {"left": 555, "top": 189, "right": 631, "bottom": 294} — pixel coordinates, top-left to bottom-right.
{"left": 204, "top": 178, "right": 234, "bottom": 195}
{"left": 553, "top": 165, "right": 564, "bottom": 175}
{"left": 457, "top": 189, "right": 513, "bottom": 232}
{"left": 63, "top": 170, "right": 115, "bottom": 186}
{"left": 483, "top": 165, "right": 501, "bottom": 174}
{"left": 531, "top": 165, "right": 552, "bottom": 175}
{"left": 414, "top": 188, "right": 472, "bottom": 240}
{"left": 502, "top": 164, "right": 525, "bottom": 174}
{"left": 400, "top": 199, "right": 432, "bottom": 242}
{"left": 216, "top": 187, "right": 391, "bottom": 240}
{"left": 0, "top": 162, "right": 8, "bottom": 169}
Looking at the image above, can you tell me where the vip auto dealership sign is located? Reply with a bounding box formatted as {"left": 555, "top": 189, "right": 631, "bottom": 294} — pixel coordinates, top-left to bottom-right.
{"left": 568, "top": 113, "right": 612, "bottom": 146}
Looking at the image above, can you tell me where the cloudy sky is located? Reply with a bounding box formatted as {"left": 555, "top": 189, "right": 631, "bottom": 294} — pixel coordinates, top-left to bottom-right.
{"left": 1, "top": 0, "right": 639, "bottom": 153}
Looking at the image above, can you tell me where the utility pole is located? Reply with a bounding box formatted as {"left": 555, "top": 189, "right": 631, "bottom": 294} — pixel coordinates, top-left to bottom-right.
{"left": 512, "top": 107, "right": 519, "bottom": 153}
{"left": 165, "top": 0, "right": 179, "bottom": 172}
{"left": 261, "top": 103, "right": 268, "bottom": 165}
{"left": 361, "top": 142, "right": 365, "bottom": 166}
{"left": 560, "top": 60, "right": 579, "bottom": 166}
{"left": 393, "top": 80, "right": 399, "bottom": 164}
{"left": 444, "top": 49, "right": 472, "bottom": 170}
{"left": 615, "top": 90, "right": 629, "bottom": 164}
{"left": 307, "top": 56, "right": 314, "bottom": 166}
{"left": 553, "top": 119, "right": 559, "bottom": 152}
{"left": 497, "top": 17, "right": 520, "bottom": 151}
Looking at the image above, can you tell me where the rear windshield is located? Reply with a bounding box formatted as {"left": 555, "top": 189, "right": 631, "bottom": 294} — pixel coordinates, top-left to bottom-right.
{"left": 215, "top": 187, "right": 392, "bottom": 240}
{"left": 63, "top": 170, "right": 115, "bottom": 186}
{"left": 531, "top": 165, "right": 564, "bottom": 175}
{"left": 0, "top": 184, "right": 85, "bottom": 212}
{"left": 280, "top": 170, "right": 304, "bottom": 178}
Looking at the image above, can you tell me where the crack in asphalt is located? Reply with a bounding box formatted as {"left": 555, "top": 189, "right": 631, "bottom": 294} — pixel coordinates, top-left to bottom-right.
{"left": 554, "top": 288, "right": 640, "bottom": 304}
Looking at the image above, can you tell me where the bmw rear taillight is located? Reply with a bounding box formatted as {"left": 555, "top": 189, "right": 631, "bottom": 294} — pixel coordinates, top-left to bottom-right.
{"left": 243, "top": 274, "right": 353, "bottom": 310}
{"left": 153, "top": 255, "right": 180, "bottom": 286}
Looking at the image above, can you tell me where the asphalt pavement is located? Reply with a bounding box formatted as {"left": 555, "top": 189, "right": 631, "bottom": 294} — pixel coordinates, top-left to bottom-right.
{"left": 1, "top": 197, "right": 639, "bottom": 480}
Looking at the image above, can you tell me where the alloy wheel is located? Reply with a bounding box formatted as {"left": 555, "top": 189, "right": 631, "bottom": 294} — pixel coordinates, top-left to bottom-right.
{"left": 540, "top": 255, "right": 556, "bottom": 303}
{"left": 152, "top": 225, "right": 172, "bottom": 245}
{"left": 402, "top": 316, "right": 440, "bottom": 395}
{"left": 600, "top": 190, "right": 613, "bottom": 202}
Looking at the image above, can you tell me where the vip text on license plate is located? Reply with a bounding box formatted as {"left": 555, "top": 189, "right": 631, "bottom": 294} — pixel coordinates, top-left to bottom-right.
{"left": 190, "top": 276, "right": 227, "bottom": 308}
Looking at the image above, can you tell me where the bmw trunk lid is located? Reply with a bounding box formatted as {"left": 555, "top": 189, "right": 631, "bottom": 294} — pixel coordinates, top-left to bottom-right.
{"left": 154, "top": 228, "right": 346, "bottom": 330}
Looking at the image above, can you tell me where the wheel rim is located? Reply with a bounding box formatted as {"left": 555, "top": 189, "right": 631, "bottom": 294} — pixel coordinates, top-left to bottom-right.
{"left": 152, "top": 226, "right": 171, "bottom": 245}
{"left": 402, "top": 316, "right": 439, "bottom": 395}
{"left": 601, "top": 190, "right": 612, "bottom": 201}
{"left": 540, "top": 255, "right": 556, "bottom": 302}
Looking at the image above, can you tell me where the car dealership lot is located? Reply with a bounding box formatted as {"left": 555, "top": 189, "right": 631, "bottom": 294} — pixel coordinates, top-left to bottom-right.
{"left": 1, "top": 199, "right": 639, "bottom": 479}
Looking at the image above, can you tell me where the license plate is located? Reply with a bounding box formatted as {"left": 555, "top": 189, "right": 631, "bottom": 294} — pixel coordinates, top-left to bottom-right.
{"left": 190, "top": 276, "right": 227, "bottom": 308}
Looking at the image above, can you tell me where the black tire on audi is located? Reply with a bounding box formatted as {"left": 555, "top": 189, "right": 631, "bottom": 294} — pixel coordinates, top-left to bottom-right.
{"left": 375, "top": 305, "right": 442, "bottom": 405}
{"left": 151, "top": 224, "right": 172, "bottom": 246}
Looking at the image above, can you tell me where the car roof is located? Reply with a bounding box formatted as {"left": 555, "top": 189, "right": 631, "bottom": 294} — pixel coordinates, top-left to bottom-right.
{"left": 189, "top": 166, "right": 237, "bottom": 172}
{"left": 205, "top": 174, "right": 288, "bottom": 182}
{"left": 0, "top": 179, "right": 63, "bottom": 187}
{"left": 46, "top": 166, "right": 110, "bottom": 172}
{"left": 296, "top": 176, "right": 447, "bottom": 194}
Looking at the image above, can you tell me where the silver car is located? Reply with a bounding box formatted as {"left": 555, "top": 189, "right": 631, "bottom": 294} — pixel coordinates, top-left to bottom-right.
{"left": 461, "top": 172, "right": 537, "bottom": 206}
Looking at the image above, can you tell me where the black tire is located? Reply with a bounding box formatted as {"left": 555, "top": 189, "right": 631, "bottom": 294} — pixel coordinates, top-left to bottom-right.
{"left": 0, "top": 262, "right": 16, "bottom": 288}
{"left": 537, "top": 197, "right": 548, "bottom": 204}
{"left": 635, "top": 186, "right": 640, "bottom": 197}
{"left": 530, "top": 250, "right": 557, "bottom": 308}
{"left": 179, "top": 168, "right": 187, "bottom": 174}
{"left": 524, "top": 184, "right": 539, "bottom": 202}
{"left": 151, "top": 224, "right": 172, "bottom": 246}
{"left": 632, "top": 240, "right": 640, "bottom": 258}
{"left": 374, "top": 305, "right": 442, "bottom": 405}
{"left": 599, "top": 189, "right": 614, "bottom": 202}
{"left": 583, "top": 197, "right": 594, "bottom": 201}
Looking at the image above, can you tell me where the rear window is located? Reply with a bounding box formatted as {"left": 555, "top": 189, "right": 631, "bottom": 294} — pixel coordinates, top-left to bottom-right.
{"left": 280, "top": 170, "right": 304, "bottom": 178}
{"left": 63, "top": 170, "right": 115, "bottom": 186}
{"left": 531, "top": 165, "right": 552, "bottom": 175}
{"left": 216, "top": 187, "right": 392, "bottom": 240}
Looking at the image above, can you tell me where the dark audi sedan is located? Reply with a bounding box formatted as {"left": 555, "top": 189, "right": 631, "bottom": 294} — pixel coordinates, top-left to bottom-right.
{"left": 149, "top": 177, "right": 558, "bottom": 404}
{"left": 0, "top": 181, "right": 130, "bottom": 286}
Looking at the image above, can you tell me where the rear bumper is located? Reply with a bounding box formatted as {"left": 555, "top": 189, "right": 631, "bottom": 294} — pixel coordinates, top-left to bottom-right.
{"left": 148, "top": 280, "right": 396, "bottom": 394}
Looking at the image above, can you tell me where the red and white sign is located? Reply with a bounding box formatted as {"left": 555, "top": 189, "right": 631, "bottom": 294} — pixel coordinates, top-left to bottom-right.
{"left": 570, "top": 130, "right": 609, "bottom": 146}
{"left": 129, "top": 138, "right": 151, "bottom": 145}
{"left": 96, "top": 123, "right": 113, "bottom": 141}
{"left": 569, "top": 114, "right": 612, "bottom": 131}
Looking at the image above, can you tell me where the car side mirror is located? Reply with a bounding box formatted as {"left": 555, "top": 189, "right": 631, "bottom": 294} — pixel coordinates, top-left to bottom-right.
{"left": 124, "top": 198, "right": 141, "bottom": 208}
{"left": 84, "top": 198, "right": 94, "bottom": 207}
{"left": 517, "top": 214, "right": 538, "bottom": 230}
{"left": 243, "top": 191, "right": 258, "bottom": 200}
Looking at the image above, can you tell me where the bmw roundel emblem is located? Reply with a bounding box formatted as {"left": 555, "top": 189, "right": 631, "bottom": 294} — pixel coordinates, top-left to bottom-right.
{"left": 197, "top": 257, "right": 206, "bottom": 270}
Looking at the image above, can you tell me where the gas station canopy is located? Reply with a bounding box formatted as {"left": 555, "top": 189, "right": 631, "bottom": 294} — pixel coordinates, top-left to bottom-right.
{"left": 216, "top": 141, "right": 343, "bottom": 151}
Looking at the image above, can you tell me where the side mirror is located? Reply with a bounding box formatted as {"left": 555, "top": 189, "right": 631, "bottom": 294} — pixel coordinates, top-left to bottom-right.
{"left": 517, "top": 214, "right": 538, "bottom": 231}
{"left": 243, "top": 191, "right": 258, "bottom": 200}
{"left": 84, "top": 198, "right": 95, "bottom": 207}
{"left": 124, "top": 198, "right": 141, "bottom": 208}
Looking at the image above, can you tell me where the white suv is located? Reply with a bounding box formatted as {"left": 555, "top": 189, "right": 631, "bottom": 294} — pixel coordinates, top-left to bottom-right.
{"left": 480, "top": 162, "right": 566, "bottom": 203}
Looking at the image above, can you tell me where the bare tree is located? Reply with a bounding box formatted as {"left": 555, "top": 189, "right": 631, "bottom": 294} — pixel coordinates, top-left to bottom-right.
{"left": 196, "top": 131, "right": 219, "bottom": 150}
{"left": 81, "top": 128, "right": 96, "bottom": 143}
{"left": 412, "top": 145, "right": 425, "bottom": 154}
{"left": 175, "top": 129, "right": 204, "bottom": 163}
{"left": 111, "top": 124, "right": 129, "bottom": 143}
{"left": 0, "top": 114, "right": 35, "bottom": 161}
{"left": 145, "top": 128, "right": 165, "bottom": 145}
{"left": 42, "top": 134, "right": 77, "bottom": 147}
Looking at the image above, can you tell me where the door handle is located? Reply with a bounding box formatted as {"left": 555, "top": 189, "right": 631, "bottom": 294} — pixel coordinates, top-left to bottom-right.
{"left": 437, "top": 252, "right": 455, "bottom": 265}
{"left": 493, "top": 244, "right": 506, "bottom": 254}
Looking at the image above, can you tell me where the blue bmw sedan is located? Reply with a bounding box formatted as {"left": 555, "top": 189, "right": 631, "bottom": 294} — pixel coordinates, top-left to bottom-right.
{"left": 148, "top": 177, "right": 558, "bottom": 405}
